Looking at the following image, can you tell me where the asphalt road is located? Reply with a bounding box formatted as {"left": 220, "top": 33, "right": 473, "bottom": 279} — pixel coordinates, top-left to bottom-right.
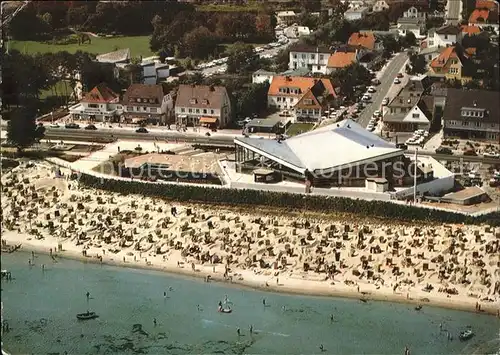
{"left": 44, "top": 128, "right": 235, "bottom": 146}
{"left": 357, "top": 53, "right": 409, "bottom": 128}
{"left": 42, "top": 128, "right": 500, "bottom": 164}
{"left": 446, "top": 0, "right": 462, "bottom": 24}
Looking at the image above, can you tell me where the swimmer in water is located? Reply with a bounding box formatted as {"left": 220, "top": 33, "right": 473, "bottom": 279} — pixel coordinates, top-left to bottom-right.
{"left": 153, "top": 318, "right": 157, "bottom": 326}
{"left": 262, "top": 299, "right": 266, "bottom": 306}
{"left": 250, "top": 325, "right": 253, "bottom": 334}
{"left": 330, "top": 314, "right": 334, "bottom": 323}
{"left": 319, "top": 344, "right": 324, "bottom": 352}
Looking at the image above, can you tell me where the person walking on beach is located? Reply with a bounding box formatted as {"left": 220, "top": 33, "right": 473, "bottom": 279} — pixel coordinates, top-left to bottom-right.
{"left": 439, "top": 323, "right": 443, "bottom": 331}
{"left": 153, "top": 318, "right": 157, "bottom": 327}
{"left": 319, "top": 344, "right": 324, "bottom": 352}
{"left": 249, "top": 325, "right": 253, "bottom": 334}
{"left": 86, "top": 292, "right": 90, "bottom": 300}
{"left": 262, "top": 299, "right": 266, "bottom": 306}
{"left": 237, "top": 328, "right": 241, "bottom": 336}
{"left": 330, "top": 314, "right": 334, "bottom": 323}
{"left": 164, "top": 291, "right": 167, "bottom": 299}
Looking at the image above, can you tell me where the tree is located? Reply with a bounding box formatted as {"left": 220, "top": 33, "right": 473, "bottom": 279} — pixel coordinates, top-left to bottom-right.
{"left": 182, "top": 26, "right": 218, "bottom": 59}
{"left": 407, "top": 53, "right": 427, "bottom": 74}
{"left": 227, "top": 42, "right": 259, "bottom": 74}
{"left": 330, "top": 63, "right": 373, "bottom": 103}
{"left": 6, "top": 105, "right": 42, "bottom": 153}
{"left": 399, "top": 32, "right": 417, "bottom": 48}
{"left": 273, "top": 49, "right": 290, "bottom": 72}
{"left": 235, "top": 82, "right": 270, "bottom": 119}
{"left": 382, "top": 35, "right": 401, "bottom": 58}
{"left": 300, "top": 0, "right": 321, "bottom": 12}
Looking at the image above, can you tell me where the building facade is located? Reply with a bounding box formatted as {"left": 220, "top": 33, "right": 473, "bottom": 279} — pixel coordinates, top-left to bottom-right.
{"left": 122, "top": 84, "right": 173, "bottom": 124}
{"left": 174, "top": 84, "right": 232, "bottom": 128}
{"left": 442, "top": 89, "right": 500, "bottom": 142}
{"left": 288, "top": 45, "right": 332, "bottom": 74}
{"left": 68, "top": 83, "right": 123, "bottom": 122}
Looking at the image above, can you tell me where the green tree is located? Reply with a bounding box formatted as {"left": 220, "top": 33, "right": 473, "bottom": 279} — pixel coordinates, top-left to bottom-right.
{"left": 235, "top": 82, "right": 270, "bottom": 118}
{"left": 407, "top": 53, "right": 427, "bottom": 74}
{"left": 382, "top": 35, "right": 401, "bottom": 58}
{"left": 182, "top": 26, "right": 217, "bottom": 59}
{"left": 227, "top": 42, "right": 259, "bottom": 74}
{"left": 330, "top": 63, "right": 373, "bottom": 103}
{"left": 6, "top": 105, "right": 44, "bottom": 153}
{"left": 273, "top": 49, "right": 290, "bottom": 72}
{"left": 399, "top": 32, "right": 417, "bottom": 48}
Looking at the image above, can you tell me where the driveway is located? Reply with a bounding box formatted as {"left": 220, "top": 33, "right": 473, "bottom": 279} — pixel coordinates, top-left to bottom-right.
{"left": 357, "top": 52, "right": 409, "bottom": 128}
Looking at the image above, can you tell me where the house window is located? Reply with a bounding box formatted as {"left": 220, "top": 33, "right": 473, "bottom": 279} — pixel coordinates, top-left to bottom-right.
{"left": 319, "top": 54, "right": 324, "bottom": 60}
{"left": 277, "top": 97, "right": 281, "bottom": 102}
{"left": 149, "top": 107, "right": 157, "bottom": 113}
{"left": 188, "top": 108, "right": 192, "bottom": 113}
{"left": 189, "top": 99, "right": 197, "bottom": 104}
{"left": 304, "top": 99, "right": 313, "bottom": 105}
{"left": 196, "top": 109, "right": 200, "bottom": 113}
{"left": 203, "top": 109, "right": 207, "bottom": 114}
{"left": 412, "top": 113, "right": 419, "bottom": 118}
{"left": 211, "top": 109, "right": 214, "bottom": 114}
{"left": 311, "top": 54, "right": 315, "bottom": 60}
{"left": 444, "top": 35, "right": 448, "bottom": 39}
{"left": 293, "top": 54, "right": 297, "bottom": 59}
{"left": 143, "top": 107, "right": 147, "bottom": 111}
{"left": 475, "top": 122, "right": 481, "bottom": 127}
{"left": 88, "top": 104, "right": 98, "bottom": 108}
{"left": 181, "top": 108, "right": 185, "bottom": 113}
{"left": 301, "top": 54, "right": 306, "bottom": 59}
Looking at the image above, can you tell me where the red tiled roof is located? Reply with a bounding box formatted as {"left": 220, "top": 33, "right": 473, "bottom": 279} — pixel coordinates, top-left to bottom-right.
{"left": 268, "top": 76, "right": 336, "bottom": 97}
{"left": 469, "top": 8, "right": 490, "bottom": 23}
{"left": 327, "top": 52, "right": 357, "bottom": 68}
{"left": 82, "top": 83, "right": 119, "bottom": 103}
{"left": 348, "top": 32, "right": 376, "bottom": 50}
{"left": 294, "top": 89, "right": 321, "bottom": 109}
{"left": 430, "top": 47, "right": 459, "bottom": 68}
{"left": 461, "top": 25, "right": 482, "bottom": 34}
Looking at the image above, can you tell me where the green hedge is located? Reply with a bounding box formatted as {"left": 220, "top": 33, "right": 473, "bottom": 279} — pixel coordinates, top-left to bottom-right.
{"left": 79, "top": 173, "right": 500, "bottom": 226}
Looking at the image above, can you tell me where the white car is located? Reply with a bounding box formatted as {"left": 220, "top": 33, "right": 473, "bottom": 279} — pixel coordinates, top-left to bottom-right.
{"left": 484, "top": 151, "right": 500, "bottom": 158}
{"left": 394, "top": 78, "right": 401, "bottom": 84}
{"left": 382, "top": 97, "right": 389, "bottom": 105}
{"left": 367, "top": 124, "right": 375, "bottom": 131}
{"left": 373, "top": 110, "right": 381, "bottom": 117}
{"left": 255, "top": 47, "right": 264, "bottom": 53}
{"left": 367, "top": 86, "right": 376, "bottom": 93}
{"left": 362, "top": 94, "right": 371, "bottom": 101}
{"left": 49, "top": 123, "right": 60, "bottom": 128}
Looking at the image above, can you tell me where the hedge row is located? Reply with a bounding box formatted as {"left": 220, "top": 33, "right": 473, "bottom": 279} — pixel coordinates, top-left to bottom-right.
{"left": 79, "top": 174, "right": 500, "bottom": 226}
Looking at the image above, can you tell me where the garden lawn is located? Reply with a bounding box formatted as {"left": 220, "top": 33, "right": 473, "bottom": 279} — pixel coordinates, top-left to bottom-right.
{"left": 286, "top": 123, "right": 315, "bottom": 136}
{"left": 9, "top": 36, "right": 154, "bottom": 58}
{"left": 40, "top": 80, "right": 72, "bottom": 100}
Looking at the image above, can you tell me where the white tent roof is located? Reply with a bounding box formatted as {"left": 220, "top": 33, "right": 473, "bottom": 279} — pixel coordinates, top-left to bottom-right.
{"left": 235, "top": 119, "right": 403, "bottom": 174}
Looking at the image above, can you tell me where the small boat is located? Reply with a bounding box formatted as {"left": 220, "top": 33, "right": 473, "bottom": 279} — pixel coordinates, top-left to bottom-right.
{"left": 218, "top": 306, "right": 232, "bottom": 314}
{"left": 459, "top": 329, "right": 474, "bottom": 341}
{"left": 76, "top": 311, "right": 99, "bottom": 320}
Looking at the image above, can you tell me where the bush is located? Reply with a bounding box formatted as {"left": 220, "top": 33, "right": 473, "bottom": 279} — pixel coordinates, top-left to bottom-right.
{"left": 79, "top": 173, "right": 500, "bottom": 226}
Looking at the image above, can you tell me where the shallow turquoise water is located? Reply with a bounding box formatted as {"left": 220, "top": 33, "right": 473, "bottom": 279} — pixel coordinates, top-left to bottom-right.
{"left": 1, "top": 252, "right": 499, "bottom": 354}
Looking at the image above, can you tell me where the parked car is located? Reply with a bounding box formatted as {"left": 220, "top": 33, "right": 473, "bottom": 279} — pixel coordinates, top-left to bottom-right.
{"left": 367, "top": 86, "right": 376, "bottom": 93}
{"left": 65, "top": 123, "right": 80, "bottom": 129}
{"left": 85, "top": 124, "right": 97, "bottom": 130}
{"left": 483, "top": 151, "right": 500, "bottom": 158}
{"left": 396, "top": 143, "right": 408, "bottom": 150}
{"left": 136, "top": 127, "right": 148, "bottom": 133}
{"left": 49, "top": 123, "right": 60, "bottom": 128}
{"left": 382, "top": 97, "right": 389, "bottom": 105}
{"left": 393, "top": 78, "right": 401, "bottom": 84}
{"left": 397, "top": 73, "right": 404, "bottom": 78}
{"left": 367, "top": 124, "right": 375, "bottom": 131}
{"left": 373, "top": 110, "right": 382, "bottom": 118}
{"left": 463, "top": 149, "right": 477, "bottom": 156}
{"left": 362, "top": 94, "right": 371, "bottom": 101}
{"left": 435, "top": 147, "right": 453, "bottom": 155}
{"left": 371, "top": 78, "right": 381, "bottom": 85}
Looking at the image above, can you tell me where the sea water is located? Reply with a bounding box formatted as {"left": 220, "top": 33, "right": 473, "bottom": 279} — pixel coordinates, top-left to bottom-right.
{"left": 1, "top": 252, "right": 499, "bottom": 354}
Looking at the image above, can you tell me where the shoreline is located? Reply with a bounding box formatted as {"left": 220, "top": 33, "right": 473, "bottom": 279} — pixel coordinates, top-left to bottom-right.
{"left": 4, "top": 234, "right": 498, "bottom": 317}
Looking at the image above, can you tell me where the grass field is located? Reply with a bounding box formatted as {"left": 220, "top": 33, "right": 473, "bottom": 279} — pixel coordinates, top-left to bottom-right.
{"left": 8, "top": 35, "right": 154, "bottom": 58}
{"left": 40, "top": 80, "right": 73, "bottom": 100}
{"left": 286, "top": 123, "right": 315, "bottom": 136}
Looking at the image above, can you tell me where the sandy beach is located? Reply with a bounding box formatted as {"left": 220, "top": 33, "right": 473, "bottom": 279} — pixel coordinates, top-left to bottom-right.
{"left": 2, "top": 161, "right": 500, "bottom": 316}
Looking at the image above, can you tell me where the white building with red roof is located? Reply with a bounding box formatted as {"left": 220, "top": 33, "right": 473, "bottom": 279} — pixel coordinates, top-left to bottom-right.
{"left": 69, "top": 83, "right": 123, "bottom": 122}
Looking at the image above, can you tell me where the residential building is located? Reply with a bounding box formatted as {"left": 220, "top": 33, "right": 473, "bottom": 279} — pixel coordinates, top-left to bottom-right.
{"left": 475, "top": 0, "right": 498, "bottom": 10}
{"left": 252, "top": 69, "right": 276, "bottom": 84}
{"left": 348, "top": 32, "right": 384, "bottom": 51}
{"left": 402, "top": 6, "right": 427, "bottom": 20}
{"left": 96, "top": 48, "right": 131, "bottom": 65}
{"left": 122, "top": 84, "right": 174, "bottom": 124}
{"left": 428, "top": 46, "right": 470, "bottom": 82}
{"left": 426, "top": 25, "right": 462, "bottom": 48}
{"left": 397, "top": 17, "right": 426, "bottom": 38}
{"left": 288, "top": 44, "right": 332, "bottom": 74}
{"left": 373, "top": 0, "right": 390, "bottom": 12}
{"left": 283, "top": 25, "right": 311, "bottom": 38}
{"left": 344, "top": 7, "right": 370, "bottom": 21}
{"left": 442, "top": 89, "right": 500, "bottom": 141}
{"left": 326, "top": 51, "right": 358, "bottom": 73}
{"left": 68, "top": 83, "right": 122, "bottom": 122}
{"left": 419, "top": 46, "right": 445, "bottom": 62}
{"left": 276, "top": 11, "right": 297, "bottom": 25}
{"left": 175, "top": 84, "right": 232, "bottom": 128}
{"left": 141, "top": 59, "right": 172, "bottom": 85}
{"left": 383, "top": 78, "right": 432, "bottom": 132}
{"left": 468, "top": 8, "right": 499, "bottom": 33}
{"left": 267, "top": 76, "right": 337, "bottom": 121}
